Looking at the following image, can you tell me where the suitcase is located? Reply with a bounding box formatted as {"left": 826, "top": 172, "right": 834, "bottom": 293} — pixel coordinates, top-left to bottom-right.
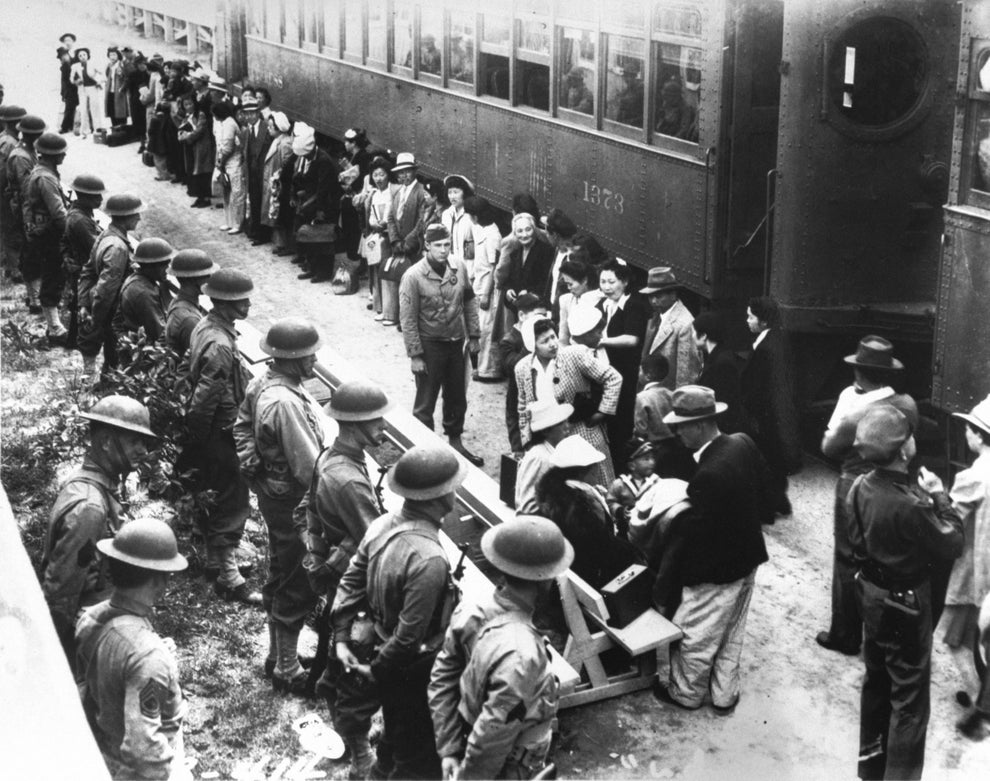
{"left": 601, "top": 564, "right": 655, "bottom": 629}
{"left": 499, "top": 452, "right": 519, "bottom": 508}
{"left": 105, "top": 125, "right": 135, "bottom": 147}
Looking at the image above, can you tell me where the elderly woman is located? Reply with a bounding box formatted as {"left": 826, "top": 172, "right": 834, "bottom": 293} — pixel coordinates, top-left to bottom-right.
{"left": 262, "top": 111, "right": 294, "bottom": 256}
{"left": 557, "top": 254, "right": 603, "bottom": 346}
{"left": 497, "top": 212, "right": 556, "bottom": 316}
{"left": 441, "top": 174, "right": 475, "bottom": 276}
{"left": 213, "top": 101, "right": 245, "bottom": 234}
{"left": 178, "top": 93, "right": 215, "bottom": 208}
{"left": 362, "top": 155, "right": 398, "bottom": 319}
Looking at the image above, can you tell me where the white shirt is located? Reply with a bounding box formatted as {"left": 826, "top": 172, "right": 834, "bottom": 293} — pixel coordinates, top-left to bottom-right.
{"left": 603, "top": 294, "right": 630, "bottom": 325}
{"left": 693, "top": 436, "right": 716, "bottom": 463}
{"left": 550, "top": 249, "right": 569, "bottom": 304}
{"left": 397, "top": 181, "right": 416, "bottom": 218}
{"left": 532, "top": 356, "right": 556, "bottom": 402}
{"left": 825, "top": 385, "right": 895, "bottom": 436}
{"left": 753, "top": 328, "right": 769, "bottom": 349}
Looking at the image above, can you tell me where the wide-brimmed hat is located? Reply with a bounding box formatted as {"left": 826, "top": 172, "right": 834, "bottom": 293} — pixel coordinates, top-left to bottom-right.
{"left": 843, "top": 335, "right": 904, "bottom": 372}
{"left": 529, "top": 400, "right": 573, "bottom": 433}
{"left": 97, "top": 518, "right": 187, "bottom": 572}
{"left": 387, "top": 446, "right": 468, "bottom": 500}
{"left": 854, "top": 405, "right": 912, "bottom": 463}
{"left": 662, "top": 385, "right": 727, "bottom": 425}
{"left": 189, "top": 68, "right": 210, "bottom": 83}
{"left": 392, "top": 152, "right": 418, "bottom": 172}
{"left": 567, "top": 304, "right": 605, "bottom": 338}
{"left": 550, "top": 435, "right": 606, "bottom": 469}
{"left": 103, "top": 193, "right": 144, "bottom": 216}
{"left": 75, "top": 47, "right": 91, "bottom": 59}
{"left": 239, "top": 95, "right": 259, "bottom": 110}
{"left": 953, "top": 395, "right": 990, "bottom": 438}
{"left": 71, "top": 174, "right": 106, "bottom": 195}
{"left": 325, "top": 380, "right": 392, "bottom": 421}
{"left": 640, "top": 266, "right": 680, "bottom": 295}
{"left": 59, "top": 32, "right": 76, "bottom": 43}
{"left": 444, "top": 174, "right": 474, "bottom": 195}
{"left": 270, "top": 111, "right": 291, "bottom": 132}
{"left": 481, "top": 515, "right": 574, "bottom": 581}
{"left": 625, "top": 437, "right": 653, "bottom": 461}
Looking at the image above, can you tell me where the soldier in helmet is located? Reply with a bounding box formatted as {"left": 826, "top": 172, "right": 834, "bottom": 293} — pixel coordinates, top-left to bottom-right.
{"left": 165, "top": 249, "right": 216, "bottom": 356}
{"left": 60, "top": 174, "right": 105, "bottom": 350}
{"left": 0, "top": 104, "right": 27, "bottom": 282}
{"left": 77, "top": 193, "right": 144, "bottom": 381}
{"left": 178, "top": 267, "right": 259, "bottom": 606}
{"left": 75, "top": 518, "right": 188, "bottom": 780}
{"left": 22, "top": 132, "right": 70, "bottom": 342}
{"left": 113, "top": 238, "right": 175, "bottom": 343}
{"left": 332, "top": 445, "right": 465, "bottom": 779}
{"left": 4, "top": 114, "right": 46, "bottom": 308}
{"left": 41, "top": 394, "right": 156, "bottom": 666}
{"left": 430, "top": 515, "right": 572, "bottom": 780}
{"left": 233, "top": 318, "right": 331, "bottom": 694}
{"left": 296, "top": 379, "right": 391, "bottom": 769}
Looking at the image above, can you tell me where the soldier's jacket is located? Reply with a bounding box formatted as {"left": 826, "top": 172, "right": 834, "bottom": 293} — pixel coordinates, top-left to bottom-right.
{"left": 78, "top": 224, "right": 132, "bottom": 325}
{"left": 112, "top": 273, "right": 172, "bottom": 343}
{"left": 0, "top": 130, "right": 18, "bottom": 165}
{"left": 41, "top": 457, "right": 124, "bottom": 638}
{"left": 61, "top": 203, "right": 100, "bottom": 275}
{"left": 184, "top": 310, "right": 251, "bottom": 440}
{"left": 164, "top": 291, "right": 202, "bottom": 356}
{"left": 23, "top": 161, "right": 68, "bottom": 238}
{"left": 0, "top": 132, "right": 20, "bottom": 233}
{"left": 3, "top": 143, "right": 36, "bottom": 228}
{"left": 233, "top": 368, "right": 328, "bottom": 498}
{"left": 429, "top": 585, "right": 559, "bottom": 780}
{"left": 76, "top": 594, "right": 186, "bottom": 780}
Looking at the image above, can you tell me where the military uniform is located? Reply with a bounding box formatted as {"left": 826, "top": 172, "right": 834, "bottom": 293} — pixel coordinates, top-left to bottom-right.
{"left": 0, "top": 129, "right": 24, "bottom": 276}
{"left": 75, "top": 593, "right": 186, "bottom": 780}
{"left": 430, "top": 585, "right": 559, "bottom": 779}
{"left": 61, "top": 202, "right": 100, "bottom": 348}
{"left": 41, "top": 456, "right": 125, "bottom": 663}
{"left": 847, "top": 468, "right": 963, "bottom": 780}
{"left": 112, "top": 272, "right": 172, "bottom": 342}
{"left": 3, "top": 142, "right": 36, "bottom": 280}
{"left": 164, "top": 291, "right": 202, "bottom": 356}
{"left": 22, "top": 159, "right": 68, "bottom": 306}
{"left": 77, "top": 223, "right": 132, "bottom": 372}
{"left": 332, "top": 509, "right": 452, "bottom": 779}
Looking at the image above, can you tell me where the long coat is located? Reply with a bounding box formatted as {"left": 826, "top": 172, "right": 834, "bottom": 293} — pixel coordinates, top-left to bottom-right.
{"left": 641, "top": 298, "right": 701, "bottom": 390}
{"left": 387, "top": 181, "right": 429, "bottom": 257}
{"left": 497, "top": 239, "right": 555, "bottom": 309}
{"left": 698, "top": 344, "right": 747, "bottom": 435}
{"left": 261, "top": 134, "right": 292, "bottom": 228}
{"left": 178, "top": 109, "right": 215, "bottom": 176}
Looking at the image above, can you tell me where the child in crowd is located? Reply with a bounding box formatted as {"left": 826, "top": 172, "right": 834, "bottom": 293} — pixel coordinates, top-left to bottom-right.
{"left": 498, "top": 292, "right": 548, "bottom": 454}
{"left": 635, "top": 354, "right": 695, "bottom": 480}
{"left": 607, "top": 437, "right": 660, "bottom": 540}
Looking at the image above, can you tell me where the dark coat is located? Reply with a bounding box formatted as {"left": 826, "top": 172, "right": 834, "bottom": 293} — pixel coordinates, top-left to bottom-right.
{"left": 283, "top": 149, "right": 342, "bottom": 225}
{"left": 740, "top": 329, "right": 802, "bottom": 476}
{"left": 500, "top": 240, "right": 555, "bottom": 310}
{"left": 698, "top": 344, "right": 746, "bottom": 435}
{"left": 673, "top": 433, "right": 771, "bottom": 586}
{"left": 243, "top": 119, "right": 271, "bottom": 177}
{"left": 387, "top": 181, "right": 429, "bottom": 257}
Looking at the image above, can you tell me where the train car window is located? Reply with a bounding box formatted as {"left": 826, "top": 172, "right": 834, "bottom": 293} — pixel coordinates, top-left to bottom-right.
{"left": 301, "top": 0, "right": 322, "bottom": 51}
{"left": 392, "top": 2, "right": 414, "bottom": 72}
{"left": 652, "top": 43, "right": 700, "bottom": 143}
{"left": 343, "top": 0, "right": 363, "bottom": 62}
{"left": 963, "top": 46, "right": 990, "bottom": 210}
{"left": 322, "top": 0, "right": 342, "bottom": 55}
{"left": 482, "top": 15, "right": 511, "bottom": 100}
{"left": 826, "top": 17, "right": 927, "bottom": 127}
{"left": 516, "top": 8, "right": 551, "bottom": 112}
{"left": 283, "top": 0, "right": 301, "bottom": 48}
{"left": 555, "top": 0, "right": 597, "bottom": 24}
{"left": 612, "top": 4, "right": 645, "bottom": 30}
{"left": 368, "top": 2, "right": 387, "bottom": 66}
{"left": 559, "top": 27, "right": 596, "bottom": 117}
{"left": 483, "top": 15, "right": 511, "bottom": 47}
{"left": 605, "top": 35, "right": 646, "bottom": 129}
{"left": 264, "top": 0, "right": 282, "bottom": 42}
{"left": 449, "top": 12, "right": 475, "bottom": 86}
{"left": 420, "top": 4, "right": 443, "bottom": 77}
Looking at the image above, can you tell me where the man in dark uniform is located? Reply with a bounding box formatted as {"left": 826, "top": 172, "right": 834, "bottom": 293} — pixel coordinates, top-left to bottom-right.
{"left": 848, "top": 405, "right": 964, "bottom": 780}
{"left": 234, "top": 318, "right": 329, "bottom": 695}
{"left": 332, "top": 445, "right": 466, "bottom": 780}
{"left": 0, "top": 104, "right": 27, "bottom": 281}
{"left": 297, "top": 379, "right": 391, "bottom": 774}
{"left": 5, "top": 114, "right": 46, "bottom": 310}
{"left": 164, "top": 249, "right": 215, "bottom": 357}
{"left": 60, "top": 174, "right": 105, "bottom": 350}
{"left": 179, "top": 267, "right": 259, "bottom": 606}
{"left": 41, "top": 395, "right": 156, "bottom": 667}
{"left": 22, "top": 131, "right": 69, "bottom": 343}
{"left": 77, "top": 193, "right": 143, "bottom": 382}
{"left": 112, "top": 237, "right": 175, "bottom": 344}
{"left": 816, "top": 336, "right": 918, "bottom": 656}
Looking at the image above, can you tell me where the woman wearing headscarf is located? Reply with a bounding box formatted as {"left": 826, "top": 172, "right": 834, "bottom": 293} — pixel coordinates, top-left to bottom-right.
{"left": 213, "top": 100, "right": 245, "bottom": 234}
{"left": 261, "top": 111, "right": 294, "bottom": 256}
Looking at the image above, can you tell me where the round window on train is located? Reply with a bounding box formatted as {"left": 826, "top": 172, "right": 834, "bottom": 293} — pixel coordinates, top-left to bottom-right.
{"left": 827, "top": 16, "right": 928, "bottom": 130}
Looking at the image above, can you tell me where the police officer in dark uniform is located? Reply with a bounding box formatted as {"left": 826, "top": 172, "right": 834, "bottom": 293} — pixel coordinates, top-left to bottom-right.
{"left": 60, "top": 174, "right": 105, "bottom": 350}
{"left": 332, "top": 445, "right": 466, "bottom": 780}
{"left": 848, "top": 405, "right": 964, "bottom": 780}
{"left": 112, "top": 237, "right": 175, "bottom": 343}
{"left": 164, "top": 249, "right": 216, "bottom": 356}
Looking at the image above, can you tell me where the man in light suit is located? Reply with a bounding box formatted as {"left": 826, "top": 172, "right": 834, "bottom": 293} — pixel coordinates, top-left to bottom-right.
{"left": 640, "top": 267, "right": 701, "bottom": 390}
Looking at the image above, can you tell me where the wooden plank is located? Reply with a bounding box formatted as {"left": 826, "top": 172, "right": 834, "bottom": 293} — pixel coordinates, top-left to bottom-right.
{"left": 587, "top": 608, "right": 682, "bottom": 657}
{"left": 234, "top": 320, "right": 271, "bottom": 365}
{"left": 559, "top": 673, "right": 656, "bottom": 709}
{"left": 564, "top": 570, "right": 609, "bottom": 623}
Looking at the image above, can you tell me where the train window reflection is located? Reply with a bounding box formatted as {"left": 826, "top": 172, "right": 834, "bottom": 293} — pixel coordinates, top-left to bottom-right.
{"left": 450, "top": 13, "right": 475, "bottom": 85}
{"left": 828, "top": 17, "right": 927, "bottom": 126}
{"left": 343, "top": 1, "right": 362, "bottom": 60}
{"left": 559, "top": 28, "right": 595, "bottom": 116}
{"left": 517, "top": 61, "right": 550, "bottom": 110}
{"left": 652, "top": 3, "right": 703, "bottom": 38}
{"left": 483, "top": 16, "right": 511, "bottom": 47}
{"left": 653, "top": 43, "right": 699, "bottom": 142}
{"left": 368, "top": 4, "right": 387, "bottom": 64}
{"left": 606, "top": 36, "right": 645, "bottom": 128}
{"left": 393, "top": 3, "right": 413, "bottom": 70}
{"left": 420, "top": 5, "right": 442, "bottom": 76}
{"left": 520, "top": 19, "right": 551, "bottom": 56}
{"left": 482, "top": 54, "right": 510, "bottom": 99}
{"left": 971, "top": 103, "right": 990, "bottom": 196}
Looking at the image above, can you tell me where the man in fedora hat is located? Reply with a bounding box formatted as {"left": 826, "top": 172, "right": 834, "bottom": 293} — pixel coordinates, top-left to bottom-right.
{"left": 640, "top": 266, "right": 700, "bottom": 390}
{"left": 77, "top": 193, "right": 144, "bottom": 381}
{"left": 846, "top": 406, "right": 963, "bottom": 780}
{"left": 387, "top": 151, "right": 428, "bottom": 258}
{"left": 179, "top": 268, "right": 259, "bottom": 607}
{"left": 5, "top": 114, "right": 46, "bottom": 306}
{"left": 654, "top": 385, "right": 771, "bottom": 713}
{"left": 61, "top": 174, "right": 105, "bottom": 349}
{"left": 815, "top": 335, "right": 919, "bottom": 656}
{"left": 113, "top": 237, "right": 175, "bottom": 343}
{"left": 41, "top": 395, "right": 156, "bottom": 666}
{"left": 516, "top": 400, "right": 573, "bottom": 513}
{"left": 22, "top": 131, "right": 70, "bottom": 342}
{"left": 75, "top": 518, "right": 188, "bottom": 779}
{"left": 430, "top": 515, "right": 573, "bottom": 779}
{"left": 298, "top": 379, "right": 392, "bottom": 774}
{"left": 332, "top": 445, "right": 466, "bottom": 779}
{"left": 234, "top": 318, "right": 331, "bottom": 695}
{"left": 165, "top": 249, "right": 216, "bottom": 356}
{"left": 240, "top": 94, "right": 271, "bottom": 245}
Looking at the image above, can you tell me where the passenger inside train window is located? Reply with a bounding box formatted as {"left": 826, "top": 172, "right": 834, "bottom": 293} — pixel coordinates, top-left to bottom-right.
{"left": 420, "top": 35, "right": 441, "bottom": 75}
{"left": 393, "top": 3, "right": 413, "bottom": 69}
{"left": 482, "top": 54, "right": 510, "bottom": 100}
{"left": 517, "top": 62, "right": 550, "bottom": 111}
{"left": 606, "top": 41, "right": 645, "bottom": 128}
{"left": 449, "top": 15, "right": 475, "bottom": 85}
{"left": 559, "top": 28, "right": 595, "bottom": 116}
{"left": 652, "top": 42, "right": 700, "bottom": 143}
{"left": 420, "top": 5, "right": 443, "bottom": 76}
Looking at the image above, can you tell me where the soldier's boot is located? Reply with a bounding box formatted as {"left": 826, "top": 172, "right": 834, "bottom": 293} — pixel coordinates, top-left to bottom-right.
{"left": 263, "top": 620, "right": 277, "bottom": 678}
{"left": 25, "top": 279, "right": 42, "bottom": 314}
{"left": 344, "top": 735, "right": 374, "bottom": 780}
{"left": 44, "top": 307, "right": 68, "bottom": 342}
{"left": 212, "top": 545, "right": 262, "bottom": 606}
{"left": 272, "top": 624, "right": 308, "bottom": 695}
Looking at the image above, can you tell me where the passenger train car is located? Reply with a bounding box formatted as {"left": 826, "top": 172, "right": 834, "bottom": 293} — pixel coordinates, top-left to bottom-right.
{"left": 212, "top": 0, "right": 987, "bottom": 416}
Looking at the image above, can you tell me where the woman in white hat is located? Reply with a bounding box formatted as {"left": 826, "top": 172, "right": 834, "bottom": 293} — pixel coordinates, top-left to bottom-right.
{"left": 515, "top": 400, "right": 573, "bottom": 514}
{"left": 944, "top": 396, "right": 990, "bottom": 736}
{"left": 262, "top": 110, "right": 295, "bottom": 256}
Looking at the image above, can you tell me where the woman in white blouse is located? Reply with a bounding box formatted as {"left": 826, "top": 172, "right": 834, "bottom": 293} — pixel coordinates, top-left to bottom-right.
{"left": 362, "top": 156, "right": 399, "bottom": 319}
{"left": 440, "top": 173, "right": 475, "bottom": 277}
{"left": 464, "top": 196, "right": 505, "bottom": 380}
{"left": 213, "top": 101, "right": 245, "bottom": 234}
{"left": 557, "top": 255, "right": 604, "bottom": 346}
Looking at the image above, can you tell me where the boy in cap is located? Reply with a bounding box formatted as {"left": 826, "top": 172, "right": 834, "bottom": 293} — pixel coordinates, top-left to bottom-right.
{"left": 429, "top": 515, "right": 573, "bottom": 779}
{"left": 607, "top": 437, "right": 660, "bottom": 539}
{"left": 847, "top": 405, "right": 963, "bottom": 780}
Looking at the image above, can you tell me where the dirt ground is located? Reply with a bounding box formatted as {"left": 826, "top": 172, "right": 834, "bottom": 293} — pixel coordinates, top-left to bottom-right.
{"left": 3, "top": 4, "right": 990, "bottom": 779}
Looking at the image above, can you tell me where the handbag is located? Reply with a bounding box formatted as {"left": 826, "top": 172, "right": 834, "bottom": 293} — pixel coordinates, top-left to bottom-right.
{"left": 218, "top": 169, "right": 232, "bottom": 192}
{"left": 379, "top": 254, "right": 411, "bottom": 283}
{"left": 331, "top": 261, "right": 360, "bottom": 295}
{"left": 363, "top": 233, "right": 382, "bottom": 266}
